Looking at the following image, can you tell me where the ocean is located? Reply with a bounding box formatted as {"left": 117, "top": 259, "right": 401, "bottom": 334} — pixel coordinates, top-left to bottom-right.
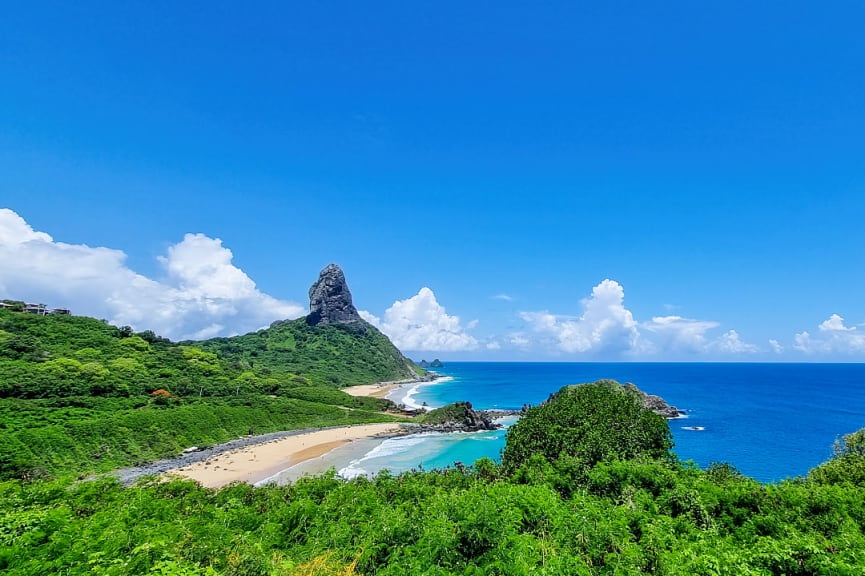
{"left": 339, "top": 362, "right": 865, "bottom": 483}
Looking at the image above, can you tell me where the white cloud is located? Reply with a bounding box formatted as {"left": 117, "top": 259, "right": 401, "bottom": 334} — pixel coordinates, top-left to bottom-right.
{"left": 520, "top": 279, "right": 639, "bottom": 355}
{"left": 0, "top": 209, "right": 304, "bottom": 340}
{"left": 769, "top": 339, "right": 783, "bottom": 354}
{"left": 493, "top": 294, "right": 514, "bottom": 302}
{"left": 819, "top": 313, "right": 855, "bottom": 333}
{"left": 485, "top": 341, "right": 502, "bottom": 350}
{"left": 642, "top": 316, "right": 758, "bottom": 355}
{"left": 509, "top": 334, "right": 530, "bottom": 348}
{"left": 360, "top": 287, "right": 478, "bottom": 352}
{"left": 793, "top": 331, "right": 813, "bottom": 353}
{"left": 715, "top": 330, "right": 759, "bottom": 354}
{"left": 794, "top": 315, "right": 865, "bottom": 355}
{"left": 643, "top": 315, "right": 720, "bottom": 353}
{"left": 518, "top": 281, "right": 759, "bottom": 357}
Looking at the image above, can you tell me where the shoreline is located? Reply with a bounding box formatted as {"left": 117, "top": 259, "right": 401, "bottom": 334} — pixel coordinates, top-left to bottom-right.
{"left": 113, "top": 375, "right": 459, "bottom": 489}
{"left": 162, "top": 423, "right": 407, "bottom": 488}
{"left": 343, "top": 373, "right": 452, "bottom": 412}
{"left": 342, "top": 379, "right": 412, "bottom": 399}
{"left": 113, "top": 423, "right": 409, "bottom": 487}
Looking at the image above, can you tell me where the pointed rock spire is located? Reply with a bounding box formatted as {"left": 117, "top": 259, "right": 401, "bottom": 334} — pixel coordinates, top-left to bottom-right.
{"left": 306, "top": 264, "right": 363, "bottom": 326}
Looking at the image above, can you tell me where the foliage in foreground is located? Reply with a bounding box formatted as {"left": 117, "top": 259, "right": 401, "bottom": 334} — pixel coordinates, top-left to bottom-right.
{"left": 3, "top": 454, "right": 865, "bottom": 575}
{"left": 2, "top": 380, "right": 865, "bottom": 574}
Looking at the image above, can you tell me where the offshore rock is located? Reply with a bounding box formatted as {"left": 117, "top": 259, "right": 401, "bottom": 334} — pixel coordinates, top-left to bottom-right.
{"left": 306, "top": 264, "right": 364, "bottom": 327}
{"left": 419, "top": 401, "right": 503, "bottom": 432}
{"left": 623, "top": 382, "right": 685, "bottom": 419}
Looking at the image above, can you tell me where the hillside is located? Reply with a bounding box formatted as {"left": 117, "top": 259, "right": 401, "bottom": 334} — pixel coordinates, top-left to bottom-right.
{"left": 196, "top": 317, "right": 422, "bottom": 387}
{"left": 0, "top": 308, "right": 408, "bottom": 478}
{"left": 0, "top": 265, "right": 425, "bottom": 480}
{"left": 193, "top": 263, "right": 422, "bottom": 386}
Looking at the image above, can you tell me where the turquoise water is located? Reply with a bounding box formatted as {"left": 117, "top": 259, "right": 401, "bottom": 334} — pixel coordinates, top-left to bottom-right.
{"left": 341, "top": 363, "right": 865, "bottom": 483}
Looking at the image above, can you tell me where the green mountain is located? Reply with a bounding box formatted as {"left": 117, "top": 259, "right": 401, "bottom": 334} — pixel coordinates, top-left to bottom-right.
{"left": 193, "top": 263, "right": 422, "bottom": 386}
{"left": 196, "top": 317, "right": 422, "bottom": 387}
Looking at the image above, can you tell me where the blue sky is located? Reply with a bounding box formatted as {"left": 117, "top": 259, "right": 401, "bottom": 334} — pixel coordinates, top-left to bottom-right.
{"left": 2, "top": 2, "right": 864, "bottom": 360}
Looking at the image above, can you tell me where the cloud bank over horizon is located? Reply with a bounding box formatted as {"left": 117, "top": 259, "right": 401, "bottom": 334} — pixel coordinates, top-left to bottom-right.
{"left": 2, "top": 208, "right": 861, "bottom": 359}
{"left": 0, "top": 209, "right": 304, "bottom": 340}
{"left": 793, "top": 314, "right": 865, "bottom": 355}
{"left": 518, "top": 279, "right": 765, "bottom": 359}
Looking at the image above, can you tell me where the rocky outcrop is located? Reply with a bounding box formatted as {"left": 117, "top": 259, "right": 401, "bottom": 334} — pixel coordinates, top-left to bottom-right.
{"left": 306, "top": 264, "right": 364, "bottom": 327}
{"left": 623, "top": 383, "right": 684, "bottom": 419}
{"left": 419, "top": 401, "right": 503, "bottom": 432}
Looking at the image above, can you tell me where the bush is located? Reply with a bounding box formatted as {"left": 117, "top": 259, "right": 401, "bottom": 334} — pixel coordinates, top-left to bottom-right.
{"left": 808, "top": 428, "right": 865, "bottom": 486}
{"left": 501, "top": 380, "right": 673, "bottom": 475}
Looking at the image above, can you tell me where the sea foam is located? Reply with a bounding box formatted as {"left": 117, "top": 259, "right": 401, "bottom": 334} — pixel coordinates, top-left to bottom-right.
{"left": 392, "top": 375, "right": 455, "bottom": 411}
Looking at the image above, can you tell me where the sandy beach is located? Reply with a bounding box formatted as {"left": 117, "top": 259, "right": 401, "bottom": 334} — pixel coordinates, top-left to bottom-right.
{"left": 342, "top": 379, "right": 413, "bottom": 399}
{"left": 165, "top": 423, "right": 404, "bottom": 488}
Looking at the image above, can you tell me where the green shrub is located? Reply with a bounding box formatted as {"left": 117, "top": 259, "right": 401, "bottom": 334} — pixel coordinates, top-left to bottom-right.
{"left": 502, "top": 380, "right": 673, "bottom": 475}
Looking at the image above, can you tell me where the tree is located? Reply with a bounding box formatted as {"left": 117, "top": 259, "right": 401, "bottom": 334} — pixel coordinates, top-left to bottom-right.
{"left": 501, "top": 380, "right": 673, "bottom": 474}
{"left": 808, "top": 427, "right": 865, "bottom": 486}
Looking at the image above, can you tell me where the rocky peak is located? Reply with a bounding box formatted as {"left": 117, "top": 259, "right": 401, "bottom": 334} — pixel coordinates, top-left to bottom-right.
{"left": 306, "top": 264, "right": 363, "bottom": 327}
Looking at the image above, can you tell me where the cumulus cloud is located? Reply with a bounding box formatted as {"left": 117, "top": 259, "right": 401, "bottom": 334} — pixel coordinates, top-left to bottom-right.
{"left": 769, "top": 339, "right": 784, "bottom": 354}
{"left": 819, "top": 313, "right": 855, "bottom": 333}
{"left": 0, "top": 209, "right": 304, "bottom": 340}
{"left": 360, "top": 287, "right": 478, "bottom": 352}
{"left": 642, "top": 316, "right": 758, "bottom": 355}
{"left": 518, "top": 280, "right": 759, "bottom": 357}
{"left": 794, "top": 314, "right": 865, "bottom": 355}
{"left": 716, "top": 330, "right": 759, "bottom": 354}
{"left": 520, "top": 279, "right": 639, "bottom": 355}
{"left": 642, "top": 316, "right": 720, "bottom": 353}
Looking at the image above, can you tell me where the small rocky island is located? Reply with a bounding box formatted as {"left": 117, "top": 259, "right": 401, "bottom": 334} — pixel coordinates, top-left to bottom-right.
{"left": 418, "top": 402, "right": 509, "bottom": 432}
{"left": 541, "top": 380, "right": 684, "bottom": 420}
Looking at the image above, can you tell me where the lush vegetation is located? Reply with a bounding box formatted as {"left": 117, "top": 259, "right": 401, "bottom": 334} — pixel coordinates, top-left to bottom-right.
{"left": 421, "top": 402, "right": 476, "bottom": 425}
{"left": 196, "top": 319, "right": 423, "bottom": 387}
{"left": 502, "top": 380, "right": 673, "bottom": 478}
{"left": 2, "top": 383, "right": 865, "bottom": 574}
{"left": 0, "top": 310, "right": 411, "bottom": 480}
{"left": 3, "top": 308, "right": 865, "bottom": 574}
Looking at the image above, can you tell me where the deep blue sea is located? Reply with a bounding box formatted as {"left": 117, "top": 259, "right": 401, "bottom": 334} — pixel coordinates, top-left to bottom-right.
{"left": 340, "top": 363, "right": 865, "bottom": 483}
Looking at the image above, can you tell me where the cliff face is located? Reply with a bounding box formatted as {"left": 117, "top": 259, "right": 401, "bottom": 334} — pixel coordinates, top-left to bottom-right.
{"left": 306, "top": 264, "right": 363, "bottom": 327}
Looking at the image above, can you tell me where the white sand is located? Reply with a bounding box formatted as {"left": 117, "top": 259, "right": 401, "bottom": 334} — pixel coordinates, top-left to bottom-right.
{"left": 164, "top": 423, "right": 404, "bottom": 488}
{"left": 343, "top": 381, "right": 409, "bottom": 399}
